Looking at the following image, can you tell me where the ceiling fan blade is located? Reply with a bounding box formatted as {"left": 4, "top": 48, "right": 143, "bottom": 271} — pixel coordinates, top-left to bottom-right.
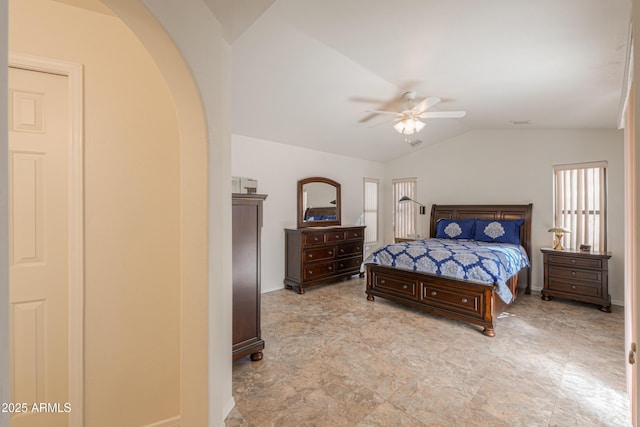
{"left": 367, "top": 116, "right": 397, "bottom": 128}
{"left": 418, "top": 111, "right": 466, "bottom": 119}
{"left": 365, "top": 110, "right": 402, "bottom": 115}
{"left": 411, "top": 96, "right": 441, "bottom": 113}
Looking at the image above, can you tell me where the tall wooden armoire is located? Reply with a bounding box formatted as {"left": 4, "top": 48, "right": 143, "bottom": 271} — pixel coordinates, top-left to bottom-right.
{"left": 232, "top": 193, "right": 267, "bottom": 361}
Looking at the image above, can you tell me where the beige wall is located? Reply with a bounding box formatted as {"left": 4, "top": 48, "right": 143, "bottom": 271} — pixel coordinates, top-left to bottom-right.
{"left": 9, "top": 1, "right": 182, "bottom": 425}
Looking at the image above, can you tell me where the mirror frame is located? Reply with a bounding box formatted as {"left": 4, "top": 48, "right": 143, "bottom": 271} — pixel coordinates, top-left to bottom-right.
{"left": 297, "top": 177, "right": 341, "bottom": 228}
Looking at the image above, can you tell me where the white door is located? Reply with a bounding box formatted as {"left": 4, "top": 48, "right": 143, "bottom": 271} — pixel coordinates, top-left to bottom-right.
{"left": 9, "top": 66, "right": 70, "bottom": 427}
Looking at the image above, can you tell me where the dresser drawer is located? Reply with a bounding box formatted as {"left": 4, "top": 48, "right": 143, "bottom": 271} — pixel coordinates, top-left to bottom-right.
{"left": 421, "top": 285, "right": 481, "bottom": 315}
{"left": 372, "top": 274, "right": 417, "bottom": 298}
{"left": 548, "top": 278, "right": 601, "bottom": 298}
{"left": 336, "top": 256, "right": 362, "bottom": 272}
{"left": 547, "top": 254, "right": 602, "bottom": 269}
{"left": 304, "top": 247, "right": 336, "bottom": 262}
{"left": 336, "top": 242, "right": 362, "bottom": 257}
{"left": 548, "top": 265, "right": 601, "bottom": 284}
{"left": 303, "top": 261, "right": 335, "bottom": 281}
{"left": 326, "top": 231, "right": 346, "bottom": 242}
{"left": 303, "top": 232, "right": 326, "bottom": 246}
{"left": 346, "top": 229, "right": 363, "bottom": 240}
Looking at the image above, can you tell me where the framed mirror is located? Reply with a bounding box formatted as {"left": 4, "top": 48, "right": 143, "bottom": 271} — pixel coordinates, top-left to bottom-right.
{"left": 297, "top": 177, "right": 341, "bottom": 228}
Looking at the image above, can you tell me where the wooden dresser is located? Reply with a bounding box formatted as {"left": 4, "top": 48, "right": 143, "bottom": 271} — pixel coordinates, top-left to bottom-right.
{"left": 232, "top": 193, "right": 267, "bottom": 361}
{"left": 540, "top": 247, "right": 612, "bottom": 312}
{"left": 284, "top": 225, "right": 365, "bottom": 294}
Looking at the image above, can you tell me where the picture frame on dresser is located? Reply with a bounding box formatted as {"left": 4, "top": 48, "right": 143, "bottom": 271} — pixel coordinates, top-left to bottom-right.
{"left": 540, "top": 247, "right": 612, "bottom": 312}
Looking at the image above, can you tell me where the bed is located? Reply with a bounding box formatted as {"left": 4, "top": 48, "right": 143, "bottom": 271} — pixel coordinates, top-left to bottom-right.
{"left": 365, "top": 204, "right": 532, "bottom": 337}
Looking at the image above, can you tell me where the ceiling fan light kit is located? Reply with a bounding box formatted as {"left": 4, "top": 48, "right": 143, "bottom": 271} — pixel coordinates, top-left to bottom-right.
{"left": 366, "top": 91, "right": 466, "bottom": 137}
{"left": 393, "top": 117, "right": 425, "bottom": 135}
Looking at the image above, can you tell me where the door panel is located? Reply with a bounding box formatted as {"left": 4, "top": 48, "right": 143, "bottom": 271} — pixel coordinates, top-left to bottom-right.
{"left": 9, "top": 66, "right": 69, "bottom": 427}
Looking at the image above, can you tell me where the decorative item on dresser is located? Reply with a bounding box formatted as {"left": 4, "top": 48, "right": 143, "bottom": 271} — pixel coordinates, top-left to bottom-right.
{"left": 540, "top": 247, "right": 612, "bottom": 312}
{"left": 284, "top": 226, "right": 366, "bottom": 294}
{"left": 232, "top": 193, "right": 267, "bottom": 361}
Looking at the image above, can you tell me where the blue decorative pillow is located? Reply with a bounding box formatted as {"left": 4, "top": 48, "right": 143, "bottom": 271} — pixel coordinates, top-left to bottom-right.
{"left": 435, "top": 219, "right": 475, "bottom": 239}
{"left": 474, "top": 219, "right": 524, "bottom": 245}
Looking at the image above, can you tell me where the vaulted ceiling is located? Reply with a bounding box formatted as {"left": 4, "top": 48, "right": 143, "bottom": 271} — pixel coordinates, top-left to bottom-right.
{"left": 228, "top": 0, "right": 631, "bottom": 161}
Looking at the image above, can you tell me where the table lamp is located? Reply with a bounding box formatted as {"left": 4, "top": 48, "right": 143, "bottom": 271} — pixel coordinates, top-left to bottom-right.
{"left": 548, "top": 226, "right": 571, "bottom": 250}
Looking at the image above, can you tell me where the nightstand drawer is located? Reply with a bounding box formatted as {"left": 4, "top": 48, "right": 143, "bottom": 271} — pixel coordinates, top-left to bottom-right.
{"left": 548, "top": 279, "right": 602, "bottom": 298}
{"left": 547, "top": 254, "right": 602, "bottom": 269}
{"left": 548, "top": 265, "right": 602, "bottom": 283}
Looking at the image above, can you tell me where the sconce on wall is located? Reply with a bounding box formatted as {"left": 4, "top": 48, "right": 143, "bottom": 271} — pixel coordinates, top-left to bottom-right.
{"left": 399, "top": 196, "right": 426, "bottom": 215}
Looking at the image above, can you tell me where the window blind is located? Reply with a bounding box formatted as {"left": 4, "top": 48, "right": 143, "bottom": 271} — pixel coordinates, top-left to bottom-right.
{"left": 393, "top": 178, "right": 417, "bottom": 239}
{"left": 363, "top": 178, "right": 379, "bottom": 244}
{"left": 554, "top": 162, "right": 608, "bottom": 251}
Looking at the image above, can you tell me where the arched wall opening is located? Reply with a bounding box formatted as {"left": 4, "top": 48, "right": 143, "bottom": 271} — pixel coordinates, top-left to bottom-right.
{"left": 3, "top": 0, "right": 229, "bottom": 426}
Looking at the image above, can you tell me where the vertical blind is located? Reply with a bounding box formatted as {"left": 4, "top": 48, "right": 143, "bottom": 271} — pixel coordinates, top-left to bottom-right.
{"left": 554, "top": 162, "right": 608, "bottom": 251}
{"left": 393, "top": 178, "right": 417, "bottom": 239}
{"left": 363, "top": 178, "right": 379, "bottom": 244}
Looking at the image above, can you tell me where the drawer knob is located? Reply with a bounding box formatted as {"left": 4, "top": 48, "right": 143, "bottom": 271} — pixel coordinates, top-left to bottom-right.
{"left": 339, "top": 264, "right": 344, "bottom": 268}
{"left": 328, "top": 266, "right": 333, "bottom": 271}
{"left": 571, "top": 285, "right": 576, "bottom": 290}
{"left": 308, "top": 271, "right": 313, "bottom": 275}
{"left": 314, "top": 237, "right": 319, "bottom": 241}
{"left": 461, "top": 298, "right": 468, "bottom": 303}
{"left": 340, "top": 249, "right": 344, "bottom": 253}
{"left": 354, "top": 233, "right": 358, "bottom": 237}
{"left": 571, "top": 271, "right": 576, "bottom": 276}
{"left": 328, "top": 251, "right": 333, "bottom": 255}
{"left": 571, "top": 259, "right": 576, "bottom": 263}
{"left": 356, "top": 247, "right": 361, "bottom": 251}
{"left": 336, "top": 234, "right": 340, "bottom": 238}
{"left": 309, "top": 254, "right": 313, "bottom": 258}
{"left": 402, "top": 284, "right": 408, "bottom": 289}
{"left": 431, "top": 291, "right": 437, "bottom": 296}
{"left": 380, "top": 279, "right": 386, "bottom": 284}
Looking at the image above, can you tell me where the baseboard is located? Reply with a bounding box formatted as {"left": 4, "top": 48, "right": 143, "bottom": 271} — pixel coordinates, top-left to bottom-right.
{"left": 223, "top": 396, "right": 236, "bottom": 420}
{"left": 144, "top": 416, "right": 180, "bottom": 427}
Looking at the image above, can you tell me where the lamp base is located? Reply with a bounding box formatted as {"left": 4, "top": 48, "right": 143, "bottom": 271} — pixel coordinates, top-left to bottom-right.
{"left": 553, "top": 233, "right": 565, "bottom": 250}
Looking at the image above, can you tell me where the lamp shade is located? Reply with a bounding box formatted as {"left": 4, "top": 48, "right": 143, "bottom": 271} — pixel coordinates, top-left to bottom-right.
{"left": 548, "top": 226, "right": 571, "bottom": 233}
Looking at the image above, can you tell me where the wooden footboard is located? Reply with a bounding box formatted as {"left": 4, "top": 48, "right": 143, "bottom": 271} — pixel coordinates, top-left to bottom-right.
{"left": 365, "top": 263, "right": 521, "bottom": 337}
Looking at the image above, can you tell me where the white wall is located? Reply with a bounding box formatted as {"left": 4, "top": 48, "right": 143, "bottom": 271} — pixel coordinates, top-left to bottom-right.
{"left": 232, "top": 135, "right": 386, "bottom": 293}
{"left": 385, "top": 129, "right": 625, "bottom": 304}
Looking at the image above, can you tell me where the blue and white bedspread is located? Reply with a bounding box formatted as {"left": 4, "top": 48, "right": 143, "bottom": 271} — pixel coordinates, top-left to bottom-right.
{"left": 364, "top": 238, "right": 530, "bottom": 303}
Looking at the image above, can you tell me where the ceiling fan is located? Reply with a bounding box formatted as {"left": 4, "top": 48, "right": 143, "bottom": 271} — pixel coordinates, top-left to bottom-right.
{"left": 368, "top": 91, "right": 466, "bottom": 135}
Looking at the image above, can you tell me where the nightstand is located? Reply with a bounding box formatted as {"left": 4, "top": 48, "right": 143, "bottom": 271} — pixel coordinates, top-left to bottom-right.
{"left": 540, "top": 247, "right": 612, "bottom": 312}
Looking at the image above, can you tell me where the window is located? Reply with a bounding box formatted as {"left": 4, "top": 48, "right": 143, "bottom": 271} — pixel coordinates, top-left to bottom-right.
{"left": 393, "top": 178, "right": 417, "bottom": 239}
{"left": 554, "top": 161, "right": 608, "bottom": 251}
{"left": 363, "top": 178, "right": 379, "bottom": 244}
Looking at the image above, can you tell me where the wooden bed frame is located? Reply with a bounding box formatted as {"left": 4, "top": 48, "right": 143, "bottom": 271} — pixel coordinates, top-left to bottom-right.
{"left": 365, "top": 204, "right": 533, "bottom": 337}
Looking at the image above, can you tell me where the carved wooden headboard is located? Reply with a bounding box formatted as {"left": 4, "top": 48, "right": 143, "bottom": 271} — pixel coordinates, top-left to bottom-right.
{"left": 430, "top": 204, "right": 533, "bottom": 288}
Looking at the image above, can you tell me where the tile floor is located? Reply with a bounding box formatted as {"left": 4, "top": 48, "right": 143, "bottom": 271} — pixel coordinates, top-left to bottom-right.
{"left": 227, "top": 277, "right": 630, "bottom": 426}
